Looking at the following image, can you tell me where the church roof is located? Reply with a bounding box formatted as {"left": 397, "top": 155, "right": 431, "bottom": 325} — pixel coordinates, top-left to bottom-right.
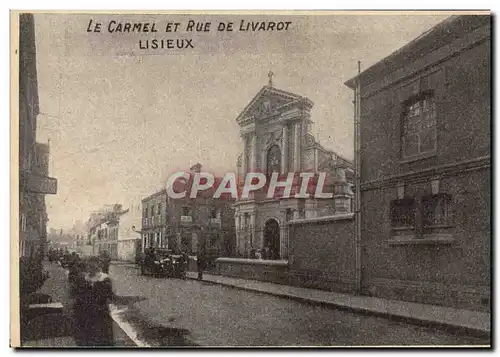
{"left": 236, "top": 85, "right": 312, "bottom": 124}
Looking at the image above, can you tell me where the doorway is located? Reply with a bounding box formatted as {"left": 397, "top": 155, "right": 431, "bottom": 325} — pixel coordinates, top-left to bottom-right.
{"left": 263, "top": 219, "right": 280, "bottom": 260}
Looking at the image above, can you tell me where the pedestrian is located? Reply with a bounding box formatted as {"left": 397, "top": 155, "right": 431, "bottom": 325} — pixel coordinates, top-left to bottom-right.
{"left": 196, "top": 250, "right": 205, "bottom": 280}
{"left": 68, "top": 259, "right": 86, "bottom": 297}
{"left": 72, "top": 257, "right": 115, "bottom": 347}
{"left": 99, "top": 250, "right": 111, "bottom": 274}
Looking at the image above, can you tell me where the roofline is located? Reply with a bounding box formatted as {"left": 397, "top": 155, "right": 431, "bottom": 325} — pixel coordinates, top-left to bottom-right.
{"left": 344, "top": 14, "right": 490, "bottom": 90}
{"left": 236, "top": 85, "right": 306, "bottom": 123}
{"left": 141, "top": 189, "right": 167, "bottom": 203}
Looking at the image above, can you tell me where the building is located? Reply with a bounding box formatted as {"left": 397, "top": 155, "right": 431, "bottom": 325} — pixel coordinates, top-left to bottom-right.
{"left": 117, "top": 202, "right": 142, "bottom": 262}
{"left": 233, "top": 81, "right": 353, "bottom": 260}
{"left": 141, "top": 190, "right": 168, "bottom": 250}
{"left": 88, "top": 204, "right": 127, "bottom": 259}
{"left": 19, "top": 13, "right": 57, "bottom": 257}
{"left": 167, "top": 164, "right": 236, "bottom": 256}
{"left": 141, "top": 164, "right": 236, "bottom": 256}
{"left": 93, "top": 220, "right": 119, "bottom": 259}
{"left": 345, "top": 15, "right": 491, "bottom": 311}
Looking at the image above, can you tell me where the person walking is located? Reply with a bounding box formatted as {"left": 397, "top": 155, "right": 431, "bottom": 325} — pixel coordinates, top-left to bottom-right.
{"left": 72, "top": 257, "right": 115, "bottom": 347}
{"left": 99, "top": 250, "right": 111, "bottom": 274}
{"left": 196, "top": 249, "right": 205, "bottom": 280}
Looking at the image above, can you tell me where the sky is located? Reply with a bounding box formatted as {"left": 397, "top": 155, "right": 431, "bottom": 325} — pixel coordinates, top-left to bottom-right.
{"left": 32, "top": 12, "right": 450, "bottom": 230}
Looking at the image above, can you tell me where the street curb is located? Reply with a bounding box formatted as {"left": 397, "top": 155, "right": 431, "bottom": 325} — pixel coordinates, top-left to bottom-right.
{"left": 186, "top": 275, "right": 491, "bottom": 341}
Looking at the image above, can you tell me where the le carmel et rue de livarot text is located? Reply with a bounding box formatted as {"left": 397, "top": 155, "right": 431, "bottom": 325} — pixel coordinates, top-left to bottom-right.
{"left": 86, "top": 19, "right": 293, "bottom": 33}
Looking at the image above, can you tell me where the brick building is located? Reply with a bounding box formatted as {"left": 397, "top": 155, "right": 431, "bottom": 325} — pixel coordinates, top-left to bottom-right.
{"left": 345, "top": 15, "right": 491, "bottom": 311}
{"left": 141, "top": 189, "right": 168, "bottom": 250}
{"left": 141, "top": 164, "right": 236, "bottom": 256}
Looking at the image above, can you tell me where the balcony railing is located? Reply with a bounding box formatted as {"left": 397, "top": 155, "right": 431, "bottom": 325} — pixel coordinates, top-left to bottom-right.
{"left": 180, "top": 216, "right": 193, "bottom": 224}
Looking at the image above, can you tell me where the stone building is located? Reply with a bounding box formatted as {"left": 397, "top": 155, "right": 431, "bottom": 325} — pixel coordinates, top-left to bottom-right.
{"left": 19, "top": 13, "right": 57, "bottom": 257}
{"left": 345, "top": 15, "right": 491, "bottom": 311}
{"left": 233, "top": 80, "right": 353, "bottom": 260}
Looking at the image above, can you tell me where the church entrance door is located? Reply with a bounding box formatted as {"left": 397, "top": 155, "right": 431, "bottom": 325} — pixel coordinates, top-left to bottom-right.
{"left": 263, "top": 219, "right": 280, "bottom": 260}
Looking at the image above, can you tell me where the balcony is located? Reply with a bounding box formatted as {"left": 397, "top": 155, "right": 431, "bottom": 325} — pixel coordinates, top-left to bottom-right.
{"left": 180, "top": 216, "right": 193, "bottom": 225}
{"left": 20, "top": 170, "right": 57, "bottom": 195}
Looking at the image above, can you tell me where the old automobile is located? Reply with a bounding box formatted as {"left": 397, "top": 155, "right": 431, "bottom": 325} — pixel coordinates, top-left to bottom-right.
{"left": 169, "top": 254, "right": 188, "bottom": 279}
{"left": 140, "top": 248, "right": 173, "bottom": 277}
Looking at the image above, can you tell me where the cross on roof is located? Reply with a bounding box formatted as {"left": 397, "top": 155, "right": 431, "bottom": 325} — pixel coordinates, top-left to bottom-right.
{"left": 268, "top": 71, "right": 274, "bottom": 87}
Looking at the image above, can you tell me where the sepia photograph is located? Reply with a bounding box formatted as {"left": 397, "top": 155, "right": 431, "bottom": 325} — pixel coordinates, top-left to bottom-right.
{"left": 11, "top": 10, "right": 491, "bottom": 348}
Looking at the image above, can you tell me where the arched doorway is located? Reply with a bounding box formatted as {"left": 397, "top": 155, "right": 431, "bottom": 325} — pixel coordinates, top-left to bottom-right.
{"left": 263, "top": 219, "right": 280, "bottom": 260}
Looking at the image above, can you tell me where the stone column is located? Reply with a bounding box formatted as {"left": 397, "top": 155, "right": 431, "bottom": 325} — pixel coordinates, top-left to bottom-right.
{"left": 241, "top": 135, "right": 248, "bottom": 176}
{"left": 234, "top": 213, "right": 240, "bottom": 254}
{"left": 280, "top": 211, "right": 289, "bottom": 260}
{"left": 281, "top": 125, "right": 288, "bottom": 174}
{"left": 251, "top": 133, "right": 257, "bottom": 172}
{"left": 250, "top": 213, "right": 256, "bottom": 248}
{"left": 305, "top": 199, "right": 317, "bottom": 218}
{"left": 261, "top": 151, "right": 267, "bottom": 175}
{"left": 294, "top": 123, "right": 301, "bottom": 171}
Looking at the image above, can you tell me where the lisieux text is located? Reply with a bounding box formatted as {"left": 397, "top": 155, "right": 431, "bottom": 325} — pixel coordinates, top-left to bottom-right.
{"left": 86, "top": 19, "right": 293, "bottom": 51}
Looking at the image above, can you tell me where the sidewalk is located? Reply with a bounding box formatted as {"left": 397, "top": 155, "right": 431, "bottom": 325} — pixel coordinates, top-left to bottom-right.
{"left": 22, "top": 262, "right": 136, "bottom": 347}
{"left": 184, "top": 271, "right": 490, "bottom": 338}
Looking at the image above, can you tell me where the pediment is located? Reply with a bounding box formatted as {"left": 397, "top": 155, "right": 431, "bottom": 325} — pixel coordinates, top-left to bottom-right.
{"left": 236, "top": 86, "right": 304, "bottom": 123}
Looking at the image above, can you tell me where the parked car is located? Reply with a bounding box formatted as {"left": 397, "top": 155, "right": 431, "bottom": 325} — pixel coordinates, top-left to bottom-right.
{"left": 140, "top": 248, "right": 173, "bottom": 277}
{"left": 169, "top": 254, "right": 188, "bottom": 279}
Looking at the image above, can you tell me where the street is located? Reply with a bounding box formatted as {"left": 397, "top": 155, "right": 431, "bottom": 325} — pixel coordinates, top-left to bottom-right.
{"left": 109, "top": 264, "right": 488, "bottom": 347}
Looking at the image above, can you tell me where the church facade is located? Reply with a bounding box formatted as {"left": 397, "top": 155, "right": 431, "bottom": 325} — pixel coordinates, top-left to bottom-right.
{"left": 233, "top": 82, "right": 353, "bottom": 260}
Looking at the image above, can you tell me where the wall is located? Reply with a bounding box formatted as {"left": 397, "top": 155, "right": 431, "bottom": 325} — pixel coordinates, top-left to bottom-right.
{"left": 117, "top": 239, "right": 139, "bottom": 262}
{"left": 211, "top": 215, "right": 356, "bottom": 292}
{"left": 215, "top": 258, "right": 289, "bottom": 285}
{"left": 361, "top": 169, "right": 490, "bottom": 311}
{"left": 357, "top": 20, "right": 491, "bottom": 312}
{"left": 288, "top": 215, "right": 356, "bottom": 293}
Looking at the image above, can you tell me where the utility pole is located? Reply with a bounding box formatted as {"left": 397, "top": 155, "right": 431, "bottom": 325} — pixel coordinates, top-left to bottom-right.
{"left": 354, "top": 61, "right": 362, "bottom": 294}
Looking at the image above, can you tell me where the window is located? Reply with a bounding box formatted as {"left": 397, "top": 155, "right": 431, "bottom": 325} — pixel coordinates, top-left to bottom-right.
{"left": 182, "top": 206, "right": 192, "bottom": 216}
{"left": 390, "top": 193, "right": 453, "bottom": 240}
{"left": 244, "top": 213, "right": 250, "bottom": 229}
{"left": 402, "top": 91, "right": 437, "bottom": 158}
{"left": 390, "top": 198, "right": 416, "bottom": 228}
{"left": 210, "top": 207, "right": 217, "bottom": 219}
{"left": 267, "top": 145, "right": 281, "bottom": 175}
{"left": 143, "top": 205, "right": 148, "bottom": 217}
{"left": 157, "top": 202, "right": 162, "bottom": 216}
{"left": 150, "top": 204, "right": 155, "bottom": 217}
{"left": 423, "top": 194, "right": 451, "bottom": 227}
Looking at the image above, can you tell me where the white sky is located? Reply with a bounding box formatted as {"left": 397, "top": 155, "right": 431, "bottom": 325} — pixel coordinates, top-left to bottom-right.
{"left": 32, "top": 13, "right": 450, "bottom": 229}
